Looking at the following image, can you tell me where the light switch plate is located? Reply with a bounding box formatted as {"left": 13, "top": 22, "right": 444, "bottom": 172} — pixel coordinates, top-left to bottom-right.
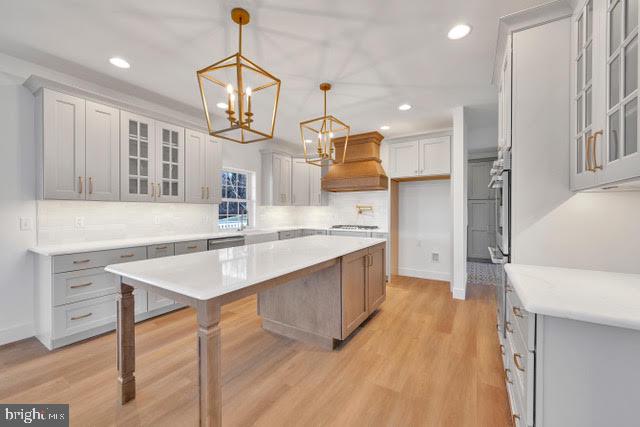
{"left": 19, "top": 217, "right": 33, "bottom": 231}
{"left": 431, "top": 252, "right": 440, "bottom": 262}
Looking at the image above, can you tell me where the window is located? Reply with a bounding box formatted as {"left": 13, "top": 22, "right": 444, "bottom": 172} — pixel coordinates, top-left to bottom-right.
{"left": 218, "top": 170, "right": 249, "bottom": 229}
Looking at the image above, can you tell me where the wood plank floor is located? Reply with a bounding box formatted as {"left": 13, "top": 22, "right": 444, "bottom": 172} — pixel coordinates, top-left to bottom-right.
{"left": 0, "top": 277, "right": 511, "bottom": 426}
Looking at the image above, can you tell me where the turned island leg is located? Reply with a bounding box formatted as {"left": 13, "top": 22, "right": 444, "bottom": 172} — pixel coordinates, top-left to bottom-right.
{"left": 197, "top": 301, "right": 222, "bottom": 427}
{"left": 117, "top": 283, "right": 136, "bottom": 404}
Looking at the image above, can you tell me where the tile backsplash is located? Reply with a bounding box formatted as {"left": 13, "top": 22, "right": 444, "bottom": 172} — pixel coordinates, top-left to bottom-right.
{"left": 37, "top": 201, "right": 217, "bottom": 245}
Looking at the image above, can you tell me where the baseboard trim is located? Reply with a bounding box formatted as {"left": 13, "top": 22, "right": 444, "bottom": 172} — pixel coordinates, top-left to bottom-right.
{"left": 397, "top": 268, "right": 451, "bottom": 282}
{"left": 0, "top": 322, "right": 34, "bottom": 347}
{"left": 452, "top": 287, "right": 467, "bottom": 300}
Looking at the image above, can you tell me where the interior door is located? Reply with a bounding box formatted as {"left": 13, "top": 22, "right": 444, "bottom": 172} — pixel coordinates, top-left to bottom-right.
{"left": 388, "top": 141, "right": 418, "bottom": 178}
{"left": 367, "top": 245, "right": 386, "bottom": 312}
{"left": 43, "top": 89, "right": 85, "bottom": 200}
{"left": 419, "top": 136, "right": 451, "bottom": 176}
{"left": 155, "top": 121, "right": 184, "bottom": 203}
{"left": 468, "top": 200, "right": 496, "bottom": 260}
{"left": 121, "top": 111, "right": 155, "bottom": 202}
{"left": 291, "top": 159, "right": 310, "bottom": 205}
{"left": 85, "top": 101, "right": 119, "bottom": 201}
{"left": 341, "top": 249, "right": 369, "bottom": 338}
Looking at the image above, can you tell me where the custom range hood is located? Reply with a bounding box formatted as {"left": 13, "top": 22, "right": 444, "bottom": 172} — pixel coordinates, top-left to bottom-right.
{"left": 321, "top": 131, "right": 389, "bottom": 192}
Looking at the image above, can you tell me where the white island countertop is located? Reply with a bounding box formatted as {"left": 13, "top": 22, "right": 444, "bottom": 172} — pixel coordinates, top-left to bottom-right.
{"left": 106, "top": 235, "right": 385, "bottom": 301}
{"left": 505, "top": 264, "right": 640, "bottom": 331}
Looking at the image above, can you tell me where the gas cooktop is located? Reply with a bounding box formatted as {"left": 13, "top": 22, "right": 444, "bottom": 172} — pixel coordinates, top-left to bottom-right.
{"left": 331, "top": 225, "right": 379, "bottom": 230}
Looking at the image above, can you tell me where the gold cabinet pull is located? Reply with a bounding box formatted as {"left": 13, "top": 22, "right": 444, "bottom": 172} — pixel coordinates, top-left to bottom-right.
{"left": 512, "top": 414, "right": 520, "bottom": 425}
{"left": 157, "top": 183, "right": 162, "bottom": 198}
{"left": 506, "top": 285, "right": 513, "bottom": 293}
{"left": 499, "top": 344, "right": 505, "bottom": 355}
{"left": 89, "top": 176, "right": 94, "bottom": 194}
{"left": 73, "top": 259, "right": 91, "bottom": 264}
{"left": 504, "top": 368, "right": 513, "bottom": 384}
{"left": 206, "top": 186, "right": 210, "bottom": 200}
{"left": 120, "top": 253, "right": 135, "bottom": 258}
{"left": 70, "top": 282, "right": 93, "bottom": 289}
{"left": 187, "top": 245, "right": 198, "bottom": 250}
{"left": 78, "top": 176, "right": 83, "bottom": 194}
{"left": 592, "top": 130, "right": 604, "bottom": 170}
{"left": 156, "top": 245, "right": 168, "bottom": 250}
{"left": 71, "top": 312, "right": 93, "bottom": 321}
{"left": 505, "top": 321, "right": 514, "bottom": 333}
{"left": 513, "top": 353, "right": 525, "bottom": 372}
{"left": 586, "top": 134, "right": 594, "bottom": 172}
{"left": 512, "top": 306, "right": 524, "bottom": 318}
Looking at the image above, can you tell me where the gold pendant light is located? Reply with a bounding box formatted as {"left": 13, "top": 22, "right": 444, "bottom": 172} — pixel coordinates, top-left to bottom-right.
{"left": 196, "top": 8, "right": 281, "bottom": 143}
{"left": 299, "top": 83, "right": 350, "bottom": 166}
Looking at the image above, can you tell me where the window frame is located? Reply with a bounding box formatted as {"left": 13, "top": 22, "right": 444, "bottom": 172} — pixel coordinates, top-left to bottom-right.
{"left": 218, "top": 168, "right": 252, "bottom": 230}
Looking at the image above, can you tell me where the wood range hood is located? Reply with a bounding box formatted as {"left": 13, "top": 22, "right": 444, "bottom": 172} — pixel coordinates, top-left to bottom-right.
{"left": 322, "top": 131, "right": 389, "bottom": 192}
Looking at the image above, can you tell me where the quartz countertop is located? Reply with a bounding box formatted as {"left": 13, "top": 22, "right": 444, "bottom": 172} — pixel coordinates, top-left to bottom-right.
{"left": 505, "top": 264, "right": 640, "bottom": 331}
{"left": 105, "top": 235, "right": 386, "bottom": 301}
{"left": 29, "top": 226, "right": 387, "bottom": 256}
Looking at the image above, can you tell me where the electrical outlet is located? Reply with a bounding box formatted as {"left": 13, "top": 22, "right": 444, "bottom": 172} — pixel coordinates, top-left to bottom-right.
{"left": 75, "top": 216, "right": 85, "bottom": 229}
{"left": 19, "top": 217, "right": 33, "bottom": 231}
{"left": 431, "top": 252, "right": 440, "bottom": 263}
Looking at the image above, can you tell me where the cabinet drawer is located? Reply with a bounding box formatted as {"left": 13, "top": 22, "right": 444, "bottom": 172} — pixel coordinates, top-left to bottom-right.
{"left": 147, "top": 243, "right": 175, "bottom": 259}
{"left": 302, "top": 229, "right": 327, "bottom": 236}
{"left": 506, "top": 323, "right": 528, "bottom": 397}
{"left": 53, "top": 246, "right": 146, "bottom": 273}
{"left": 506, "top": 282, "right": 534, "bottom": 350}
{"left": 53, "top": 268, "right": 118, "bottom": 306}
{"left": 278, "top": 230, "right": 300, "bottom": 240}
{"left": 52, "top": 294, "right": 116, "bottom": 339}
{"left": 174, "top": 240, "right": 206, "bottom": 255}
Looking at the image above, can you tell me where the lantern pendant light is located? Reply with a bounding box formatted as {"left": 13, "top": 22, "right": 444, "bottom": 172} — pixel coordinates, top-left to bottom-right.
{"left": 299, "top": 83, "right": 350, "bottom": 166}
{"left": 196, "top": 8, "right": 281, "bottom": 143}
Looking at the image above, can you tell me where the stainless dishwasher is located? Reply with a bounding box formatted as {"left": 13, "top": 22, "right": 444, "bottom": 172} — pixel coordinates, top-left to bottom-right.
{"left": 208, "top": 236, "right": 245, "bottom": 251}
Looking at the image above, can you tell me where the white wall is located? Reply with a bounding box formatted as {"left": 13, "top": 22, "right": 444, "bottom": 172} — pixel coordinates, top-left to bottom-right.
{"left": 397, "top": 180, "right": 451, "bottom": 281}
{"left": 512, "top": 18, "right": 640, "bottom": 274}
{"left": 0, "top": 72, "right": 37, "bottom": 345}
{"left": 451, "top": 106, "right": 468, "bottom": 299}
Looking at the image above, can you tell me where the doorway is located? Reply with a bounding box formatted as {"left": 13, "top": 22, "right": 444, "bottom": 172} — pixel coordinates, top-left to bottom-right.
{"left": 467, "top": 157, "right": 496, "bottom": 262}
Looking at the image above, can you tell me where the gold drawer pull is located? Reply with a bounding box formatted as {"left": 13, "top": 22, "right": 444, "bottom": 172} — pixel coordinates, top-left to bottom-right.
{"left": 187, "top": 245, "right": 198, "bottom": 250}
{"left": 512, "top": 306, "right": 524, "bottom": 318}
{"left": 504, "top": 368, "right": 513, "bottom": 384}
{"left": 505, "top": 321, "right": 514, "bottom": 333}
{"left": 512, "top": 414, "right": 520, "bottom": 425}
{"left": 120, "top": 254, "right": 135, "bottom": 258}
{"left": 73, "top": 259, "right": 91, "bottom": 264}
{"left": 70, "top": 282, "right": 93, "bottom": 289}
{"left": 156, "top": 245, "right": 168, "bottom": 250}
{"left": 71, "top": 312, "right": 93, "bottom": 321}
{"left": 506, "top": 285, "right": 513, "bottom": 293}
{"left": 513, "top": 353, "right": 525, "bottom": 372}
{"left": 499, "top": 344, "right": 505, "bottom": 355}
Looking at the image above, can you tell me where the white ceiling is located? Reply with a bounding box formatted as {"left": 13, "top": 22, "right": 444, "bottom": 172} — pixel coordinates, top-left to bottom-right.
{"left": 0, "top": 0, "right": 549, "bottom": 146}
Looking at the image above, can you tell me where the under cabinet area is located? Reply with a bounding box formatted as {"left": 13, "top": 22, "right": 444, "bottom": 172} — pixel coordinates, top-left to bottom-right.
{"left": 387, "top": 136, "right": 451, "bottom": 179}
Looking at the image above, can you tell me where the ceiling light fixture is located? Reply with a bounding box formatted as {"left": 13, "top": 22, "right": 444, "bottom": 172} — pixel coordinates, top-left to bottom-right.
{"left": 196, "top": 8, "right": 281, "bottom": 144}
{"left": 380, "top": 125, "right": 390, "bottom": 130}
{"left": 448, "top": 24, "right": 471, "bottom": 40}
{"left": 299, "top": 83, "right": 350, "bottom": 166}
{"left": 109, "top": 57, "right": 130, "bottom": 69}
{"left": 398, "top": 104, "right": 412, "bottom": 111}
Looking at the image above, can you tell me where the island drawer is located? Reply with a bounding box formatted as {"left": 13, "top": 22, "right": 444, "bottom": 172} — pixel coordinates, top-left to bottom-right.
{"left": 147, "top": 243, "right": 175, "bottom": 259}
{"left": 175, "top": 240, "right": 207, "bottom": 255}
{"left": 53, "top": 246, "right": 147, "bottom": 273}
{"left": 53, "top": 268, "right": 118, "bottom": 306}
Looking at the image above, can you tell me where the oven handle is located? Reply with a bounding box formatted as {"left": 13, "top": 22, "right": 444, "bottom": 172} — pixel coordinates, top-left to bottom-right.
{"left": 488, "top": 247, "right": 507, "bottom": 264}
{"left": 488, "top": 175, "right": 503, "bottom": 189}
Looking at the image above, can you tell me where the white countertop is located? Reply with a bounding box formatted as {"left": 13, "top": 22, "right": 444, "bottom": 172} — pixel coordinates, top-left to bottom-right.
{"left": 505, "top": 264, "right": 640, "bottom": 331}
{"left": 105, "top": 235, "right": 386, "bottom": 301}
{"left": 28, "top": 226, "right": 387, "bottom": 256}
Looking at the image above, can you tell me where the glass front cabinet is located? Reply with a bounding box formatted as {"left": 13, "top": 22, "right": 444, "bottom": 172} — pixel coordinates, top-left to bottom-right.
{"left": 572, "top": 0, "right": 640, "bottom": 190}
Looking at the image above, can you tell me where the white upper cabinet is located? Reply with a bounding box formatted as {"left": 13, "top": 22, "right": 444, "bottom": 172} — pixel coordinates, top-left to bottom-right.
{"left": 120, "top": 111, "right": 156, "bottom": 202}
{"left": 498, "top": 37, "right": 513, "bottom": 152}
{"left": 419, "top": 136, "right": 451, "bottom": 175}
{"left": 41, "top": 89, "right": 86, "bottom": 200}
{"left": 571, "top": 0, "right": 640, "bottom": 190}
{"left": 155, "top": 121, "right": 184, "bottom": 203}
{"left": 309, "top": 162, "right": 323, "bottom": 206}
{"left": 85, "top": 101, "right": 120, "bottom": 201}
{"left": 291, "top": 158, "right": 310, "bottom": 206}
{"left": 261, "top": 151, "right": 291, "bottom": 205}
{"left": 388, "top": 137, "right": 451, "bottom": 179}
{"left": 185, "top": 129, "right": 221, "bottom": 205}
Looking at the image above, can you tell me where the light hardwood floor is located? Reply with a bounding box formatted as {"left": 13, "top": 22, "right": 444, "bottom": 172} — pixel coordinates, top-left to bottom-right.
{"left": 0, "top": 276, "right": 511, "bottom": 426}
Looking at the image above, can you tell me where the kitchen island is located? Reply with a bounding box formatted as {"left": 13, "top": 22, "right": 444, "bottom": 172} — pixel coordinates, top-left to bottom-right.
{"left": 105, "top": 235, "right": 386, "bottom": 427}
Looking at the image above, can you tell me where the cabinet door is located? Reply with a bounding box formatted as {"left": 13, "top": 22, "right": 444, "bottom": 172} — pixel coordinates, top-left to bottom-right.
{"left": 185, "top": 129, "right": 207, "bottom": 204}
{"left": 309, "top": 163, "right": 323, "bottom": 206}
{"left": 388, "top": 141, "right": 419, "bottom": 178}
{"left": 291, "top": 159, "right": 310, "bottom": 205}
{"left": 280, "top": 155, "right": 292, "bottom": 205}
{"left": 85, "top": 101, "right": 119, "bottom": 201}
{"left": 419, "top": 136, "right": 451, "bottom": 176}
{"left": 205, "top": 137, "right": 222, "bottom": 205}
{"left": 155, "top": 121, "right": 184, "bottom": 202}
{"left": 601, "top": 0, "right": 640, "bottom": 184}
{"left": 341, "top": 248, "right": 369, "bottom": 338}
{"left": 42, "top": 89, "right": 85, "bottom": 200}
{"left": 367, "top": 245, "right": 386, "bottom": 312}
{"left": 121, "top": 111, "right": 155, "bottom": 202}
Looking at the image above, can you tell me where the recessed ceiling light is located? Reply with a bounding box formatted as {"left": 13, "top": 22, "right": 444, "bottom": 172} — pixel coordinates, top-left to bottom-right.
{"left": 398, "top": 104, "right": 412, "bottom": 111}
{"left": 448, "top": 24, "right": 471, "bottom": 40}
{"left": 109, "top": 57, "right": 130, "bottom": 69}
{"left": 380, "top": 125, "right": 390, "bottom": 130}
{"left": 216, "top": 102, "right": 228, "bottom": 109}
